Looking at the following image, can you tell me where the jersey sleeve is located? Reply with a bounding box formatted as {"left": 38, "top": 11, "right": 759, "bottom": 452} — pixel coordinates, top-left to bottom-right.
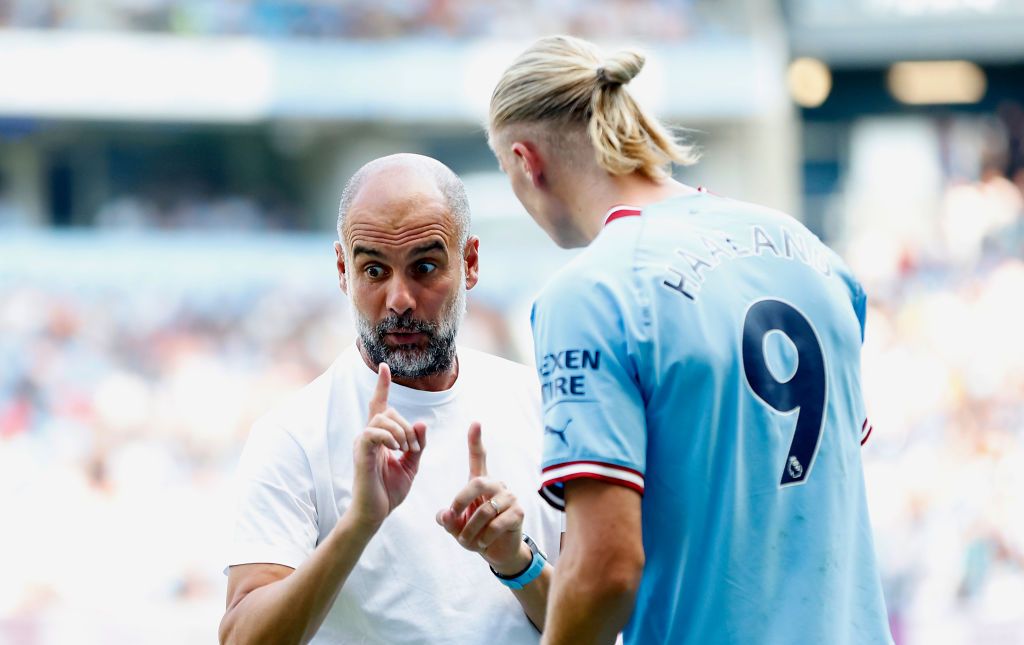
{"left": 825, "top": 245, "right": 868, "bottom": 343}
{"left": 225, "top": 419, "right": 319, "bottom": 572}
{"left": 824, "top": 248, "right": 873, "bottom": 443}
{"left": 531, "top": 276, "right": 647, "bottom": 511}
{"left": 851, "top": 279, "right": 867, "bottom": 343}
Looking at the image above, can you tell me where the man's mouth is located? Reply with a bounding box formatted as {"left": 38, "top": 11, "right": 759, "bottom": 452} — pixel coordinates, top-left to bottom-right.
{"left": 385, "top": 331, "right": 427, "bottom": 345}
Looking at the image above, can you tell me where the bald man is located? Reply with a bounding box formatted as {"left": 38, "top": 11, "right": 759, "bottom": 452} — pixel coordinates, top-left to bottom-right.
{"left": 220, "top": 154, "right": 560, "bottom": 645}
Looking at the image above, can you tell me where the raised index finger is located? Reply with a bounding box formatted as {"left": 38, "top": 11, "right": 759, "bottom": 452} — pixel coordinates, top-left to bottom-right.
{"left": 368, "top": 362, "right": 391, "bottom": 419}
{"left": 467, "top": 422, "right": 487, "bottom": 478}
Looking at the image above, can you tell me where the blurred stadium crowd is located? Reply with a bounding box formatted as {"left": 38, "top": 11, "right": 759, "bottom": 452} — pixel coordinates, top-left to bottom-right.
{"left": 0, "top": 0, "right": 696, "bottom": 40}
{"left": 853, "top": 112, "right": 1024, "bottom": 643}
{"left": 864, "top": 251, "right": 1024, "bottom": 644}
{"left": 0, "top": 253, "right": 342, "bottom": 641}
{"left": 0, "top": 192, "right": 299, "bottom": 232}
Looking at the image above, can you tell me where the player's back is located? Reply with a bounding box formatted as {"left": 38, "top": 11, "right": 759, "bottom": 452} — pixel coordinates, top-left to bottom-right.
{"left": 608, "top": 193, "right": 889, "bottom": 644}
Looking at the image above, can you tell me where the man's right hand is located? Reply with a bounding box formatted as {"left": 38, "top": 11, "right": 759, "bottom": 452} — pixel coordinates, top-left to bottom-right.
{"left": 349, "top": 363, "right": 428, "bottom": 529}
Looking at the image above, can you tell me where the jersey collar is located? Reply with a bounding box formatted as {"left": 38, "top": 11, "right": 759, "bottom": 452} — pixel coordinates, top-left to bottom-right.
{"left": 603, "top": 205, "right": 643, "bottom": 226}
{"left": 602, "top": 187, "right": 712, "bottom": 227}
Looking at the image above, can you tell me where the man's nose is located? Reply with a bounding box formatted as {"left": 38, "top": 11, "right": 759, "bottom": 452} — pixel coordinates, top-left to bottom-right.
{"left": 385, "top": 276, "right": 416, "bottom": 316}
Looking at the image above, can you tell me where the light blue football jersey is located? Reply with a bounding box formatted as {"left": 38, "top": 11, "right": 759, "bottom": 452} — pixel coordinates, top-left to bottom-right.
{"left": 532, "top": 193, "right": 891, "bottom": 645}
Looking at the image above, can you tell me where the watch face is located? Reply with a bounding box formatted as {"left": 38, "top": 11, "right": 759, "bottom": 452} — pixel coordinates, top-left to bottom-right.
{"left": 523, "top": 534, "right": 547, "bottom": 560}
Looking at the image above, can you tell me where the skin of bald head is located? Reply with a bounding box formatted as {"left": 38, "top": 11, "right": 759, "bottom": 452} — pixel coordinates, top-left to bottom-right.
{"left": 333, "top": 154, "right": 479, "bottom": 389}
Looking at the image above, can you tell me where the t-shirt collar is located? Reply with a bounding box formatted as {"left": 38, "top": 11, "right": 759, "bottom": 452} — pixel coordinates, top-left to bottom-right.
{"left": 351, "top": 345, "right": 460, "bottom": 407}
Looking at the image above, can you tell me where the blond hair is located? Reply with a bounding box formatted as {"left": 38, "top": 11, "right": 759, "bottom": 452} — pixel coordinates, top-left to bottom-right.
{"left": 489, "top": 35, "right": 697, "bottom": 180}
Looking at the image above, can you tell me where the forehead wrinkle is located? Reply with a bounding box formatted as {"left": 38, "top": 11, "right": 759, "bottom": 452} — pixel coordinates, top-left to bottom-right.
{"left": 348, "top": 220, "right": 451, "bottom": 242}
{"left": 347, "top": 222, "right": 452, "bottom": 258}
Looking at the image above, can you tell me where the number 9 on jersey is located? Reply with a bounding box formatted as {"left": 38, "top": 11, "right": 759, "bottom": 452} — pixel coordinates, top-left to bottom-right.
{"left": 741, "top": 298, "right": 827, "bottom": 486}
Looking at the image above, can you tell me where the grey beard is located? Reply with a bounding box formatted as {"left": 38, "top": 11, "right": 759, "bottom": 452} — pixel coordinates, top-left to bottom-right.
{"left": 353, "top": 285, "right": 465, "bottom": 379}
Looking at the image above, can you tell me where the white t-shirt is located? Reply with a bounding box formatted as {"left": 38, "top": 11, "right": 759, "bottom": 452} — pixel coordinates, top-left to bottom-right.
{"left": 227, "top": 345, "right": 561, "bottom": 644}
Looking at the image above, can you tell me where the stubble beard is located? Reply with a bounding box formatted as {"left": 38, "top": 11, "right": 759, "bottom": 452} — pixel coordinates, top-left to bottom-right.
{"left": 352, "top": 278, "right": 466, "bottom": 379}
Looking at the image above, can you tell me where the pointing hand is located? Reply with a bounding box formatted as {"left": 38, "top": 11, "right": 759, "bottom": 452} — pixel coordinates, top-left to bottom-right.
{"left": 436, "top": 423, "right": 531, "bottom": 575}
{"left": 350, "top": 363, "right": 428, "bottom": 529}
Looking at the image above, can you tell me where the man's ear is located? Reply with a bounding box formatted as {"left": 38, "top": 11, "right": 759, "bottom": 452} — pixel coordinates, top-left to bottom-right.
{"left": 463, "top": 236, "right": 480, "bottom": 291}
{"left": 334, "top": 241, "right": 348, "bottom": 294}
{"left": 511, "top": 140, "right": 545, "bottom": 188}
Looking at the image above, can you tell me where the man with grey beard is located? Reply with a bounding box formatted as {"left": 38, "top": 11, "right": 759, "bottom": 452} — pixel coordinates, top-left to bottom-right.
{"left": 220, "top": 154, "right": 561, "bottom": 645}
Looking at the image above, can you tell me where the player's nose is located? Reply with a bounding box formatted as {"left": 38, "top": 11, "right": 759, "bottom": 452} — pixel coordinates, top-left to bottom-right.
{"left": 385, "top": 276, "right": 416, "bottom": 316}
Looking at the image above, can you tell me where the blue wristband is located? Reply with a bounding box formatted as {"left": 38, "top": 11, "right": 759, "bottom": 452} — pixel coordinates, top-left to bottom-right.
{"left": 492, "top": 534, "right": 547, "bottom": 590}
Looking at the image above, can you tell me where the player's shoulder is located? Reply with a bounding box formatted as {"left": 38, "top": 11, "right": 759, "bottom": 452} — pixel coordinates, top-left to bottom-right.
{"left": 537, "top": 225, "right": 641, "bottom": 310}
{"left": 727, "top": 194, "right": 860, "bottom": 277}
{"left": 247, "top": 355, "right": 341, "bottom": 446}
{"left": 694, "top": 191, "right": 803, "bottom": 230}
{"left": 697, "top": 192, "right": 861, "bottom": 277}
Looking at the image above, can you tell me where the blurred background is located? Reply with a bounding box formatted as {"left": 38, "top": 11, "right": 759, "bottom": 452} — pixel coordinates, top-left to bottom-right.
{"left": 0, "top": 0, "right": 1022, "bottom": 643}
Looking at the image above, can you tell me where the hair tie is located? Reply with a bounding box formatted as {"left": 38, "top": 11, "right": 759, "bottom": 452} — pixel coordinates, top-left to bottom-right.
{"left": 596, "top": 67, "right": 609, "bottom": 85}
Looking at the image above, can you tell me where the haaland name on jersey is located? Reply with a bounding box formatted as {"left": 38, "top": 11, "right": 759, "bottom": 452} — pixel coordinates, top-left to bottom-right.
{"left": 664, "top": 224, "right": 833, "bottom": 302}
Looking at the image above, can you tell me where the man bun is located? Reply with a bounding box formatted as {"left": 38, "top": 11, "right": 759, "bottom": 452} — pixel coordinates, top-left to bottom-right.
{"left": 596, "top": 51, "right": 645, "bottom": 88}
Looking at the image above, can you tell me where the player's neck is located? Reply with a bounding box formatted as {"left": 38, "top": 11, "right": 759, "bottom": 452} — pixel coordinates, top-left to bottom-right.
{"left": 569, "top": 174, "right": 697, "bottom": 243}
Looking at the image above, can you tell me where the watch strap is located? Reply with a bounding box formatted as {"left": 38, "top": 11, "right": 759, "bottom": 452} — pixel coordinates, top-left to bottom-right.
{"left": 491, "top": 534, "right": 547, "bottom": 589}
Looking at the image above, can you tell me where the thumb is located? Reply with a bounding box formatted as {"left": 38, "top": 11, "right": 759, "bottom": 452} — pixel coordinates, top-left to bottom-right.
{"left": 467, "top": 422, "right": 486, "bottom": 479}
{"left": 368, "top": 362, "right": 391, "bottom": 419}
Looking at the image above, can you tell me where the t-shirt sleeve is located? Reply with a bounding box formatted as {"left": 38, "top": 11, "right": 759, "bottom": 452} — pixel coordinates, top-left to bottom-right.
{"left": 531, "top": 277, "right": 646, "bottom": 511}
{"left": 226, "top": 419, "right": 319, "bottom": 572}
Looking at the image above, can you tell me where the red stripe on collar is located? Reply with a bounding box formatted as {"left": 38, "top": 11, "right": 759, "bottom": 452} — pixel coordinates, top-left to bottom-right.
{"left": 603, "top": 188, "right": 711, "bottom": 227}
{"left": 604, "top": 205, "right": 643, "bottom": 226}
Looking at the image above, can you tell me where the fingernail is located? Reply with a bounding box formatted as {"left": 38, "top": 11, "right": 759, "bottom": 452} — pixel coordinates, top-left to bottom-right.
{"left": 477, "top": 540, "right": 486, "bottom": 549}
{"left": 412, "top": 440, "right": 421, "bottom": 452}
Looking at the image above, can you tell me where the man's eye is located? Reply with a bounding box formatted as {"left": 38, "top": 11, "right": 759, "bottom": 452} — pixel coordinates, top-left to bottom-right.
{"left": 415, "top": 262, "right": 437, "bottom": 275}
{"left": 365, "top": 265, "right": 384, "bottom": 278}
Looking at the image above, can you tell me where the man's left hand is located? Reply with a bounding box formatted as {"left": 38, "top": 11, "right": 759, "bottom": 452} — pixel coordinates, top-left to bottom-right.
{"left": 436, "top": 422, "right": 531, "bottom": 575}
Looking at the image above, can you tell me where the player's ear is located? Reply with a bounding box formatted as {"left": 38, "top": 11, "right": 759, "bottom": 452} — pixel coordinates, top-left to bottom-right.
{"left": 463, "top": 236, "right": 480, "bottom": 291}
{"left": 334, "top": 241, "right": 348, "bottom": 294}
{"left": 511, "top": 141, "right": 544, "bottom": 188}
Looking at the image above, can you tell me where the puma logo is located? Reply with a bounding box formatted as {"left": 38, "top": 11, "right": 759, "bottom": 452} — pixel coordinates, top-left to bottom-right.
{"left": 544, "top": 419, "right": 572, "bottom": 446}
